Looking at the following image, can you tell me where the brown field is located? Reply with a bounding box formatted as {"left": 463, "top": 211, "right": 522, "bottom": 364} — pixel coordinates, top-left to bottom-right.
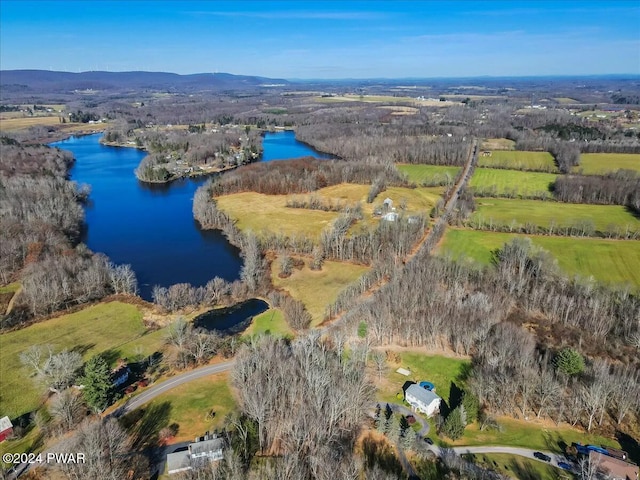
{"left": 480, "top": 138, "right": 516, "bottom": 150}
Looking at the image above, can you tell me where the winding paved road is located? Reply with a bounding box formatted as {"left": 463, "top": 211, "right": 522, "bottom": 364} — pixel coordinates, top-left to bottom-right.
{"left": 113, "top": 360, "right": 235, "bottom": 417}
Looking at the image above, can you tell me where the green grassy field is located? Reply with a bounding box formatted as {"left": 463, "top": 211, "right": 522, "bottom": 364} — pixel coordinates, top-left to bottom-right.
{"left": 453, "top": 417, "right": 620, "bottom": 454}
{"left": 478, "top": 150, "right": 558, "bottom": 172}
{"left": 575, "top": 153, "right": 640, "bottom": 175}
{"left": 376, "top": 352, "right": 470, "bottom": 407}
{"left": 396, "top": 164, "right": 461, "bottom": 185}
{"left": 469, "top": 168, "right": 557, "bottom": 198}
{"left": 439, "top": 228, "right": 640, "bottom": 288}
{"left": 242, "top": 308, "right": 293, "bottom": 338}
{"left": 470, "top": 198, "right": 639, "bottom": 235}
{"left": 0, "top": 302, "right": 166, "bottom": 418}
{"left": 129, "top": 372, "right": 236, "bottom": 443}
{"left": 271, "top": 256, "right": 370, "bottom": 326}
{"left": 466, "top": 453, "right": 564, "bottom": 480}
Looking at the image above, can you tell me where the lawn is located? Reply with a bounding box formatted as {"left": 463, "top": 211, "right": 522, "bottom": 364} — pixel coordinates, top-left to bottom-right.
{"left": 470, "top": 198, "right": 639, "bottom": 236}
{"left": 271, "top": 256, "right": 370, "bottom": 326}
{"left": 242, "top": 308, "right": 293, "bottom": 338}
{"left": 469, "top": 168, "right": 557, "bottom": 198}
{"left": 453, "top": 417, "right": 620, "bottom": 454}
{"left": 466, "top": 453, "right": 563, "bottom": 480}
{"left": 129, "top": 372, "right": 236, "bottom": 443}
{"left": 480, "top": 138, "right": 516, "bottom": 151}
{"left": 478, "top": 150, "right": 558, "bottom": 172}
{"left": 396, "top": 164, "right": 461, "bottom": 186}
{"left": 0, "top": 301, "right": 166, "bottom": 419}
{"left": 376, "top": 351, "right": 471, "bottom": 407}
{"left": 438, "top": 228, "right": 640, "bottom": 288}
{"left": 574, "top": 153, "right": 640, "bottom": 175}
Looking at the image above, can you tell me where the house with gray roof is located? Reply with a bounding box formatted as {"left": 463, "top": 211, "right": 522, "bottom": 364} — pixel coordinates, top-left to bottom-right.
{"left": 166, "top": 435, "right": 224, "bottom": 475}
{"left": 405, "top": 383, "right": 441, "bottom": 417}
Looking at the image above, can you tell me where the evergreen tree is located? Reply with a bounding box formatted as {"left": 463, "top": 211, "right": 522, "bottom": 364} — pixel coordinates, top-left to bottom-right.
{"left": 81, "top": 355, "right": 113, "bottom": 413}
{"left": 554, "top": 348, "right": 585, "bottom": 376}
{"left": 442, "top": 406, "right": 465, "bottom": 440}
{"left": 461, "top": 391, "right": 479, "bottom": 424}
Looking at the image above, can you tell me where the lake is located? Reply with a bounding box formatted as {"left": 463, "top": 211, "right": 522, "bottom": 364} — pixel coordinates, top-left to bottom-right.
{"left": 51, "top": 130, "right": 328, "bottom": 301}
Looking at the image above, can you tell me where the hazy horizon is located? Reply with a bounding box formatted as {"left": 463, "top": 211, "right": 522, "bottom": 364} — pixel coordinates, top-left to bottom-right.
{"left": 1, "top": 1, "right": 638, "bottom": 79}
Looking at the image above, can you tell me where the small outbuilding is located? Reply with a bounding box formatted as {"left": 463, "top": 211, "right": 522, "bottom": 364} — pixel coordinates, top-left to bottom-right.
{"left": 383, "top": 198, "right": 393, "bottom": 209}
{"left": 0, "top": 416, "right": 13, "bottom": 442}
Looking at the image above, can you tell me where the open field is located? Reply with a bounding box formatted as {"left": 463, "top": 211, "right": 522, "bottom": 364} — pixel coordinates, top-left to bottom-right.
{"left": 553, "top": 97, "right": 580, "bottom": 104}
{"left": 574, "top": 153, "right": 640, "bottom": 175}
{"left": 396, "top": 164, "right": 461, "bottom": 185}
{"left": 271, "top": 256, "right": 369, "bottom": 326}
{"left": 216, "top": 191, "right": 338, "bottom": 240}
{"left": 376, "top": 351, "right": 470, "bottom": 407}
{"left": 216, "top": 184, "right": 442, "bottom": 240}
{"left": 478, "top": 150, "right": 558, "bottom": 172}
{"left": 0, "top": 302, "right": 166, "bottom": 418}
{"left": 469, "top": 168, "right": 557, "bottom": 198}
{"left": 466, "top": 453, "right": 564, "bottom": 480}
{"left": 480, "top": 138, "right": 516, "bottom": 151}
{"left": 452, "top": 417, "right": 620, "bottom": 454}
{"left": 0, "top": 115, "right": 65, "bottom": 130}
{"left": 438, "top": 228, "right": 640, "bottom": 288}
{"left": 242, "top": 308, "right": 293, "bottom": 338}
{"left": 470, "top": 198, "right": 639, "bottom": 235}
{"left": 134, "top": 372, "right": 236, "bottom": 443}
{"left": 313, "top": 94, "right": 458, "bottom": 106}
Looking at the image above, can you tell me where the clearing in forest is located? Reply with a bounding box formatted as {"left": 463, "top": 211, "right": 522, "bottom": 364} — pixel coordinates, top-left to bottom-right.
{"left": 243, "top": 308, "right": 293, "bottom": 338}
{"left": 469, "top": 168, "right": 557, "bottom": 199}
{"left": 478, "top": 150, "right": 558, "bottom": 172}
{"left": 396, "top": 164, "right": 461, "bottom": 186}
{"left": 469, "top": 198, "right": 639, "bottom": 235}
{"left": 574, "top": 153, "right": 640, "bottom": 175}
{"left": 0, "top": 302, "right": 165, "bottom": 419}
{"left": 480, "top": 138, "right": 516, "bottom": 151}
{"left": 270, "top": 255, "right": 370, "bottom": 327}
{"left": 438, "top": 228, "right": 640, "bottom": 288}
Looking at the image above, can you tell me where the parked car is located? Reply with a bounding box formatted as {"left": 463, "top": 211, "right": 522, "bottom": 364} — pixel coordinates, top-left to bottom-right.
{"left": 558, "top": 462, "right": 572, "bottom": 470}
{"left": 423, "top": 437, "right": 433, "bottom": 445}
{"left": 534, "top": 452, "right": 551, "bottom": 462}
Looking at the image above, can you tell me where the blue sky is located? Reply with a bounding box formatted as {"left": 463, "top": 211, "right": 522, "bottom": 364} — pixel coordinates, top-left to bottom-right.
{"left": 1, "top": 1, "right": 638, "bottom": 78}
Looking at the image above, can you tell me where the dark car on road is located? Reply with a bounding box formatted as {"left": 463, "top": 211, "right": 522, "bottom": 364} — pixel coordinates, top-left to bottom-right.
{"left": 534, "top": 452, "right": 551, "bottom": 462}
{"left": 423, "top": 437, "right": 433, "bottom": 445}
{"left": 558, "top": 462, "right": 572, "bottom": 470}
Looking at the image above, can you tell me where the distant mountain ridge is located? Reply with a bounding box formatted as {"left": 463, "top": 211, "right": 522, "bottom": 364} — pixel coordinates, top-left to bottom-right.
{"left": 0, "top": 70, "right": 290, "bottom": 93}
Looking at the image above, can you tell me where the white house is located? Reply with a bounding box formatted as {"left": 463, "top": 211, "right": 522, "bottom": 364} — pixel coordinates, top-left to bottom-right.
{"left": 166, "top": 435, "right": 224, "bottom": 475}
{"left": 405, "top": 384, "right": 441, "bottom": 417}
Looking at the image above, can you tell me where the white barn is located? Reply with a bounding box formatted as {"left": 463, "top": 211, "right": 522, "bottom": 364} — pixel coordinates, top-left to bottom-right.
{"left": 405, "top": 384, "right": 441, "bottom": 417}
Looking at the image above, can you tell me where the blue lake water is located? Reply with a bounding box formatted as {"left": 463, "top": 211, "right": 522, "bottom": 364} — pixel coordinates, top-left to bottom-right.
{"left": 51, "top": 130, "right": 327, "bottom": 301}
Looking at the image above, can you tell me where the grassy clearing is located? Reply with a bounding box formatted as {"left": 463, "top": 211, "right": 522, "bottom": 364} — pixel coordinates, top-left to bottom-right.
{"left": 478, "top": 150, "right": 558, "bottom": 172}
{"left": 574, "top": 153, "right": 640, "bottom": 175}
{"left": 271, "top": 256, "right": 369, "bottom": 326}
{"left": 554, "top": 97, "right": 580, "bottom": 104}
{"left": 0, "top": 116, "right": 64, "bottom": 130}
{"left": 396, "top": 164, "right": 461, "bottom": 185}
{"left": 470, "top": 198, "right": 639, "bottom": 235}
{"left": 469, "top": 168, "right": 557, "bottom": 198}
{"left": 0, "top": 282, "right": 20, "bottom": 294}
{"left": 438, "top": 228, "right": 640, "bottom": 288}
{"left": 453, "top": 417, "right": 620, "bottom": 453}
{"left": 376, "top": 352, "right": 470, "bottom": 407}
{"left": 480, "top": 138, "right": 516, "bottom": 151}
{"left": 242, "top": 308, "right": 293, "bottom": 338}
{"left": 216, "top": 191, "right": 338, "bottom": 240}
{"left": 0, "top": 302, "right": 166, "bottom": 419}
{"left": 136, "top": 372, "right": 236, "bottom": 443}
{"left": 216, "top": 184, "right": 442, "bottom": 240}
{"left": 467, "top": 453, "right": 570, "bottom": 480}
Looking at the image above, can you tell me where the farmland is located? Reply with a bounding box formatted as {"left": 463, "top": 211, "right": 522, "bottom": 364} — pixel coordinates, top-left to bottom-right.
{"left": 575, "top": 153, "right": 640, "bottom": 175}
{"left": 216, "top": 183, "right": 442, "bottom": 240}
{"left": 396, "top": 164, "right": 461, "bottom": 185}
{"left": 0, "top": 302, "right": 166, "bottom": 419}
{"left": 438, "top": 228, "right": 640, "bottom": 288}
{"left": 469, "top": 198, "right": 639, "bottom": 235}
{"left": 469, "top": 168, "right": 557, "bottom": 198}
{"left": 270, "top": 255, "right": 370, "bottom": 326}
{"left": 480, "top": 138, "right": 515, "bottom": 150}
{"left": 478, "top": 150, "right": 558, "bottom": 172}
